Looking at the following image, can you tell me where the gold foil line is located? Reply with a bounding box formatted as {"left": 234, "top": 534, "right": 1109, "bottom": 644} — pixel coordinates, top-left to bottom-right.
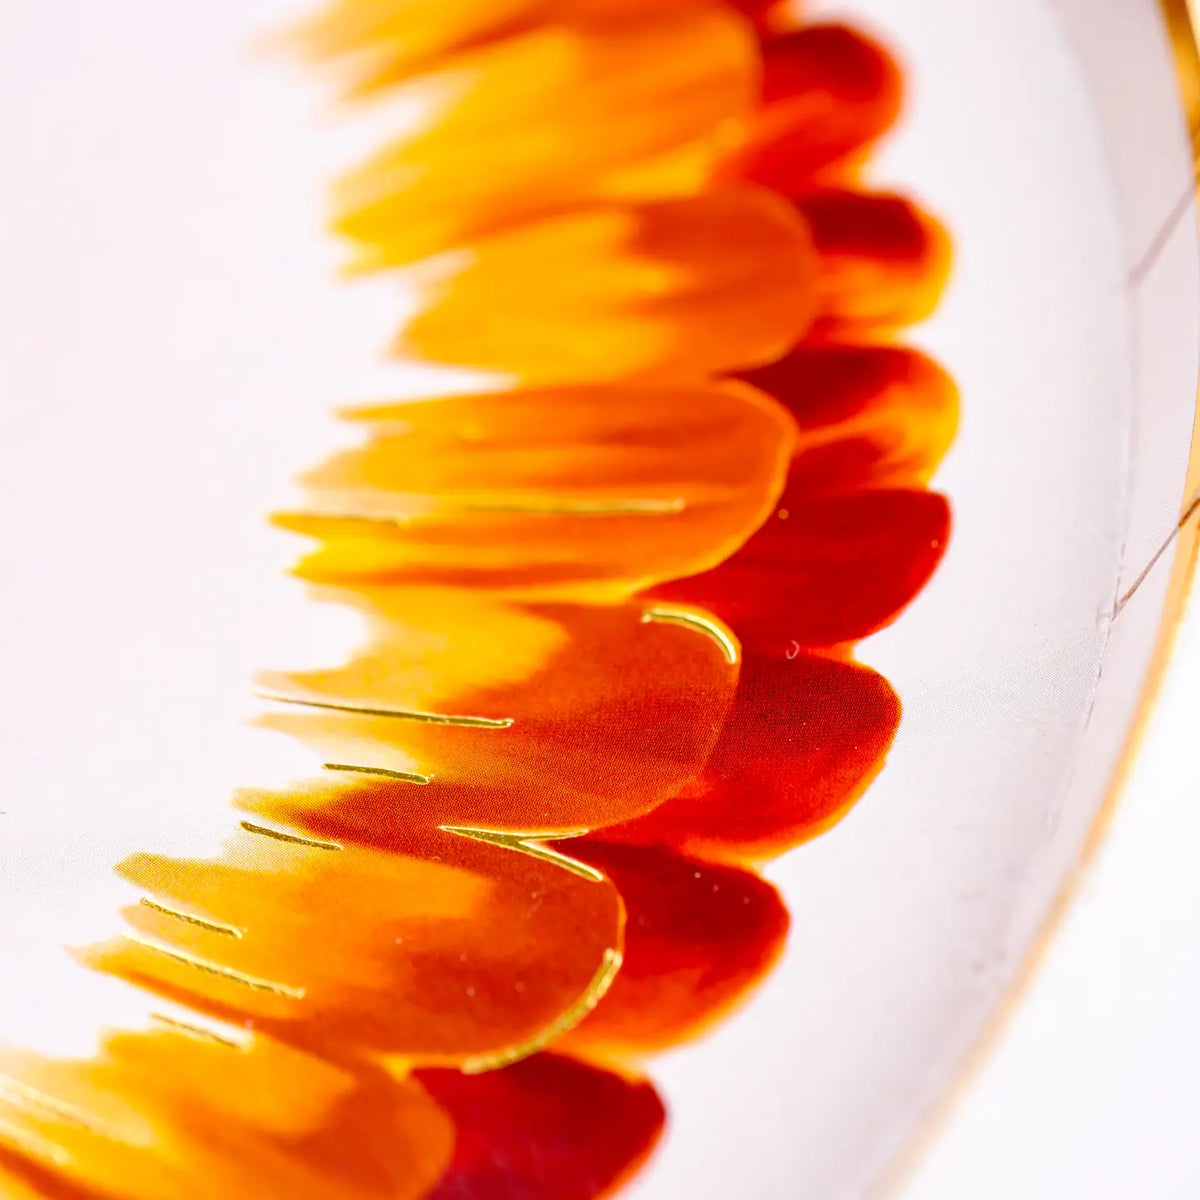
{"left": 256, "top": 691, "right": 513, "bottom": 728}
{"left": 460, "top": 948, "right": 623, "bottom": 1075}
{"left": 324, "top": 762, "right": 431, "bottom": 785}
{"left": 139, "top": 898, "right": 244, "bottom": 940}
{"left": 641, "top": 605, "right": 740, "bottom": 664}
{"left": 121, "top": 935, "right": 306, "bottom": 1000}
{"left": 0, "top": 1077, "right": 119, "bottom": 1140}
{"left": 239, "top": 820, "right": 344, "bottom": 852}
{"left": 439, "top": 825, "right": 603, "bottom": 883}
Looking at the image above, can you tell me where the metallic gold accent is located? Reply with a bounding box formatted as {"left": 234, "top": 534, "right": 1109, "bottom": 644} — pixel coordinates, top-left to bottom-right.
{"left": 295, "top": 496, "right": 686, "bottom": 522}
{"left": 439, "top": 825, "right": 603, "bottom": 883}
{"left": 139, "top": 897, "right": 244, "bottom": 940}
{"left": 0, "top": 1114, "right": 70, "bottom": 1166}
{"left": 460, "top": 948, "right": 623, "bottom": 1075}
{"left": 239, "top": 820, "right": 343, "bottom": 852}
{"left": 324, "top": 762, "right": 430, "bottom": 784}
{"left": 257, "top": 690, "right": 513, "bottom": 728}
{"left": 122, "top": 935, "right": 306, "bottom": 1000}
{"left": 641, "top": 605, "right": 740, "bottom": 664}
{"left": 149, "top": 1012, "right": 252, "bottom": 1052}
{"left": 0, "top": 1077, "right": 117, "bottom": 1139}
{"left": 456, "top": 497, "right": 686, "bottom": 516}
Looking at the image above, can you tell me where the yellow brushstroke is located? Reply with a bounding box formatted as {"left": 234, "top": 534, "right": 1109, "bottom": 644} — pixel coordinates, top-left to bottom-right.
{"left": 0, "top": 1113, "right": 70, "bottom": 1167}
{"left": 149, "top": 1012, "right": 252, "bottom": 1052}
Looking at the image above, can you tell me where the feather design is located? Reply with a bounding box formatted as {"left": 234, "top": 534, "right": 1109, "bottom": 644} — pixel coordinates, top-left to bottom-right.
{"left": 0, "top": 3, "right": 954, "bottom": 1197}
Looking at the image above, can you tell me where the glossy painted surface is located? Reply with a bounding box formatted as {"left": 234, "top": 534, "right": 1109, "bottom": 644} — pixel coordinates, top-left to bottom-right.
{"left": 0, "top": 3, "right": 953, "bottom": 1197}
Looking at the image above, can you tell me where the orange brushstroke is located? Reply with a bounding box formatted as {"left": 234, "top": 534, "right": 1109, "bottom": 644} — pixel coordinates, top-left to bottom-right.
{"left": 739, "top": 344, "right": 959, "bottom": 492}
{"left": 798, "top": 188, "right": 952, "bottom": 332}
{"left": 398, "top": 187, "right": 818, "bottom": 385}
{"left": 724, "top": 24, "right": 904, "bottom": 189}
{"left": 0, "top": 1032, "right": 452, "bottom": 1200}
{"left": 282, "top": 382, "right": 796, "bottom": 595}
{"left": 257, "top": 594, "right": 739, "bottom": 829}
{"left": 81, "top": 809, "right": 623, "bottom": 1066}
